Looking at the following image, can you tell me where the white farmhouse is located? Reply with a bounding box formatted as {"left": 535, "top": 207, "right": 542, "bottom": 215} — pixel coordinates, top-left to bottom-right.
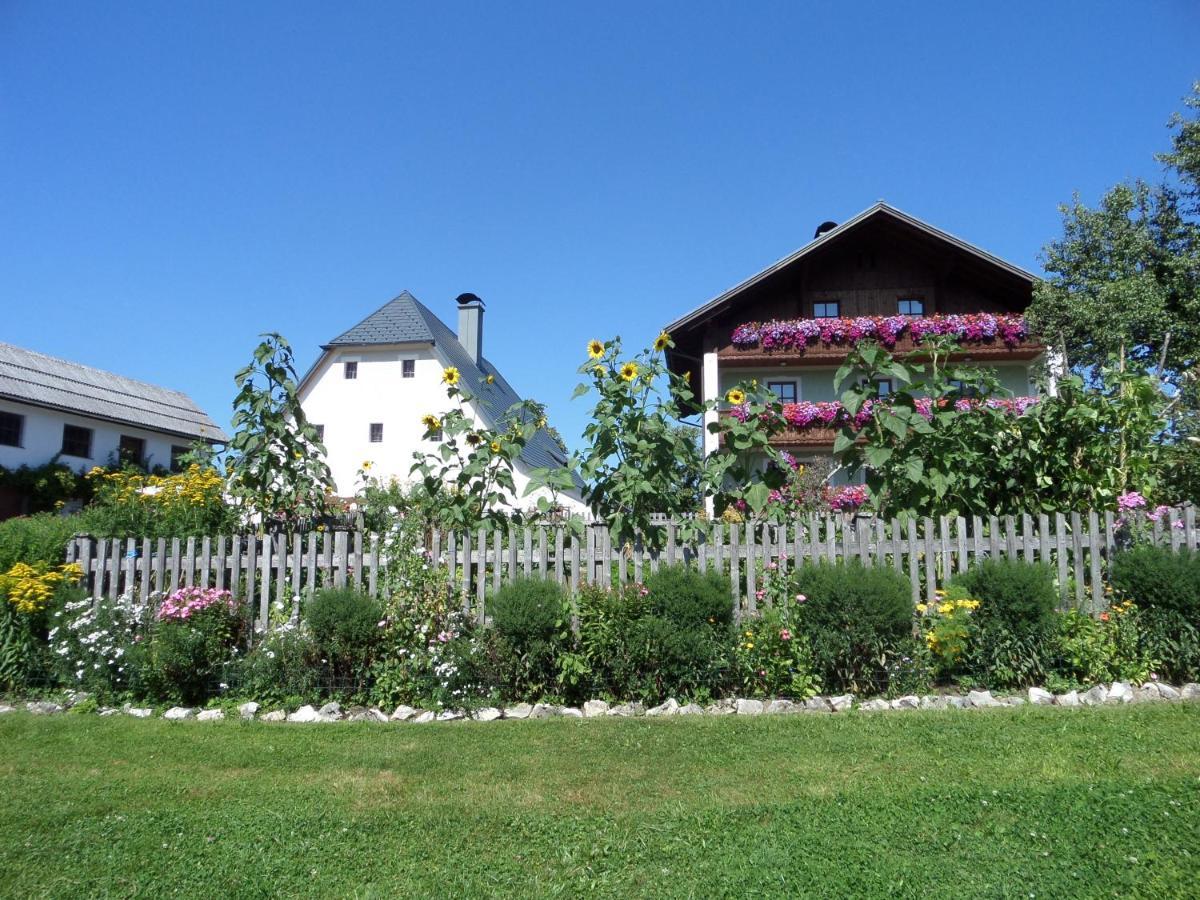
{"left": 0, "top": 341, "right": 228, "bottom": 516}
{"left": 298, "top": 291, "right": 583, "bottom": 512}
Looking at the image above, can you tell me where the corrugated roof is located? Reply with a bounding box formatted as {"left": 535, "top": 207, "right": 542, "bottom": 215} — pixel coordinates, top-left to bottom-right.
{"left": 315, "top": 292, "right": 579, "bottom": 484}
{"left": 0, "top": 342, "right": 229, "bottom": 443}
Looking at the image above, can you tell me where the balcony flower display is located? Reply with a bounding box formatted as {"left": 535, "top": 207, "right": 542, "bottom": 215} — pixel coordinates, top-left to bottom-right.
{"left": 730, "top": 313, "right": 1029, "bottom": 352}
{"left": 726, "top": 396, "right": 1039, "bottom": 432}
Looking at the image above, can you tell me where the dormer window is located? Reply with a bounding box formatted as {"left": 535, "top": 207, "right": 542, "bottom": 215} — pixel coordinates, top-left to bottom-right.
{"left": 344, "top": 361, "right": 358, "bottom": 380}
{"left": 813, "top": 301, "right": 840, "bottom": 319}
{"left": 898, "top": 298, "right": 925, "bottom": 316}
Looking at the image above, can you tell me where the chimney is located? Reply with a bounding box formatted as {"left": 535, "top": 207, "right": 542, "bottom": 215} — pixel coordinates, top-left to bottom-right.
{"left": 456, "top": 292, "right": 485, "bottom": 364}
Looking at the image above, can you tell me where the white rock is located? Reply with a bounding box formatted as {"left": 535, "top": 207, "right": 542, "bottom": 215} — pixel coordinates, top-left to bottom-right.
{"left": 947, "top": 696, "right": 969, "bottom": 709}
{"left": 1107, "top": 682, "right": 1133, "bottom": 704}
{"left": 26, "top": 701, "right": 63, "bottom": 715}
{"left": 765, "top": 699, "right": 799, "bottom": 715}
{"left": 1156, "top": 683, "right": 1181, "bottom": 701}
{"left": 828, "top": 694, "right": 854, "bottom": 713}
{"left": 318, "top": 702, "right": 343, "bottom": 720}
{"left": 804, "top": 697, "right": 832, "bottom": 713}
{"left": 238, "top": 702, "right": 260, "bottom": 719}
{"left": 1081, "top": 685, "right": 1109, "bottom": 706}
{"left": 196, "top": 709, "right": 225, "bottom": 721}
{"left": 967, "top": 690, "right": 1001, "bottom": 709}
{"left": 437, "top": 709, "right": 464, "bottom": 722}
{"left": 260, "top": 709, "right": 285, "bottom": 722}
{"left": 890, "top": 695, "right": 919, "bottom": 710}
{"left": 607, "top": 703, "right": 644, "bottom": 717}
{"left": 505, "top": 703, "right": 533, "bottom": 720}
{"left": 530, "top": 703, "right": 556, "bottom": 719}
{"left": 704, "top": 701, "right": 735, "bottom": 716}
{"left": 1180, "top": 683, "right": 1200, "bottom": 700}
{"left": 287, "top": 705, "right": 320, "bottom": 723}
{"left": 1028, "top": 687, "right": 1054, "bottom": 705}
{"left": 390, "top": 705, "right": 417, "bottom": 721}
{"left": 474, "top": 707, "right": 503, "bottom": 722}
{"left": 560, "top": 707, "right": 583, "bottom": 718}
{"left": 412, "top": 711, "right": 436, "bottom": 723}
{"left": 678, "top": 703, "right": 704, "bottom": 716}
{"left": 0, "top": 704, "right": 15, "bottom": 714}
{"left": 1001, "top": 696, "right": 1026, "bottom": 707}
{"left": 735, "top": 698, "right": 764, "bottom": 716}
{"left": 1133, "top": 687, "right": 1158, "bottom": 703}
{"left": 162, "top": 706, "right": 195, "bottom": 720}
{"left": 98, "top": 707, "right": 119, "bottom": 716}
{"left": 860, "top": 699, "right": 889, "bottom": 712}
{"left": 648, "top": 698, "right": 681, "bottom": 717}
{"left": 1057, "top": 691, "right": 1080, "bottom": 708}
{"left": 919, "top": 695, "right": 949, "bottom": 710}
{"left": 582, "top": 700, "right": 609, "bottom": 718}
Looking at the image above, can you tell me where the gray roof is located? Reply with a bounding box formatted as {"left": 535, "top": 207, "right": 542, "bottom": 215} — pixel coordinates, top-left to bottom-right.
{"left": 0, "top": 342, "right": 229, "bottom": 443}
{"left": 665, "top": 202, "right": 1036, "bottom": 334}
{"left": 317, "top": 292, "right": 578, "bottom": 482}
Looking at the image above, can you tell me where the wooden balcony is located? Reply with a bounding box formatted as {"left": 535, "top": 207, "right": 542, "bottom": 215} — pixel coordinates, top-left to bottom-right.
{"left": 719, "top": 332, "right": 1044, "bottom": 367}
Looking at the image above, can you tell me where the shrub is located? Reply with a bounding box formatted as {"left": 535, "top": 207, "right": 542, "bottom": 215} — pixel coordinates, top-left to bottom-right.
{"left": 643, "top": 564, "right": 732, "bottom": 628}
{"left": 0, "top": 513, "right": 80, "bottom": 571}
{"left": 789, "top": 559, "right": 913, "bottom": 693}
{"left": 305, "top": 588, "right": 384, "bottom": 695}
{"left": 1051, "top": 602, "right": 1153, "bottom": 688}
{"left": 733, "top": 602, "right": 820, "bottom": 699}
{"left": 488, "top": 580, "right": 571, "bottom": 700}
{"left": 233, "top": 622, "right": 324, "bottom": 706}
{"left": 952, "top": 558, "right": 1057, "bottom": 634}
{"left": 1109, "top": 546, "right": 1200, "bottom": 618}
{"left": 1137, "top": 609, "right": 1200, "bottom": 684}
{"left": 133, "top": 588, "right": 245, "bottom": 704}
{"left": 960, "top": 622, "right": 1052, "bottom": 690}
{"left": 80, "top": 464, "right": 236, "bottom": 539}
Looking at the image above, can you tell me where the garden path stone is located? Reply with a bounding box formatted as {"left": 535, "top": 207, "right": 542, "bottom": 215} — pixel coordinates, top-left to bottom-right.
{"left": 735, "top": 699, "right": 764, "bottom": 716}
{"left": 197, "top": 709, "right": 225, "bottom": 721}
{"left": 582, "top": 700, "right": 609, "bottom": 718}
{"left": 1028, "top": 687, "right": 1054, "bottom": 705}
{"left": 1081, "top": 685, "right": 1109, "bottom": 706}
{"left": 1107, "top": 682, "right": 1133, "bottom": 703}
{"left": 1181, "top": 683, "right": 1200, "bottom": 700}
{"left": 287, "top": 705, "right": 320, "bottom": 723}
{"left": 261, "top": 710, "right": 286, "bottom": 722}
{"left": 412, "top": 711, "right": 436, "bottom": 723}
{"left": 608, "top": 703, "right": 644, "bottom": 717}
{"left": 474, "top": 707, "right": 502, "bottom": 722}
{"left": 27, "top": 701, "right": 63, "bottom": 715}
{"left": 890, "top": 695, "right": 919, "bottom": 710}
{"left": 678, "top": 703, "right": 704, "bottom": 715}
{"left": 238, "top": 702, "right": 260, "bottom": 719}
{"left": 967, "top": 690, "right": 1001, "bottom": 709}
{"left": 390, "top": 705, "right": 417, "bottom": 721}
{"left": 648, "top": 698, "right": 681, "bottom": 716}
{"left": 163, "top": 707, "right": 195, "bottom": 720}
{"left": 504, "top": 703, "right": 533, "bottom": 720}
{"left": 1057, "top": 691, "right": 1080, "bottom": 707}
{"left": 828, "top": 694, "right": 854, "bottom": 712}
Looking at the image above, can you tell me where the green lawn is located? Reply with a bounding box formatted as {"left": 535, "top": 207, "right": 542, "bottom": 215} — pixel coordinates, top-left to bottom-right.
{"left": 1, "top": 705, "right": 1197, "bottom": 898}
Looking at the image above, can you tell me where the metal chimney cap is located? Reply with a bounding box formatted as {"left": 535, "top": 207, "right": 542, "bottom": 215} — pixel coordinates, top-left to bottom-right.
{"left": 455, "top": 292, "right": 484, "bottom": 306}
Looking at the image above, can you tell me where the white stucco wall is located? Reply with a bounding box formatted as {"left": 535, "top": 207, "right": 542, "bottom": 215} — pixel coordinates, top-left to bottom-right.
{"left": 298, "top": 344, "right": 584, "bottom": 513}
{"left": 0, "top": 399, "right": 196, "bottom": 473}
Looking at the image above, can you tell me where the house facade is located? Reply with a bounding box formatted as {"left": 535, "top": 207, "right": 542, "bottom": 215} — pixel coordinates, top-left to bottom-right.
{"left": 298, "top": 291, "right": 584, "bottom": 512}
{"left": 662, "top": 203, "right": 1049, "bottom": 480}
{"left": 0, "top": 342, "right": 228, "bottom": 516}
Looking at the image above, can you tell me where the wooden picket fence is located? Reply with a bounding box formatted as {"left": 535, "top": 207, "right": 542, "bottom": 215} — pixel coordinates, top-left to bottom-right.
{"left": 67, "top": 506, "right": 1198, "bottom": 631}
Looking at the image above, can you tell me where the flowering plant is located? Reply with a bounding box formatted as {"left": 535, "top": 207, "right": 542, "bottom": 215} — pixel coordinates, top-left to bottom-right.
{"left": 916, "top": 586, "right": 980, "bottom": 676}
{"left": 136, "top": 586, "right": 246, "bottom": 704}
{"left": 733, "top": 600, "right": 820, "bottom": 699}
{"left": 1054, "top": 597, "right": 1154, "bottom": 688}
{"left": 731, "top": 313, "right": 1029, "bottom": 353}
{"left": 48, "top": 593, "right": 148, "bottom": 696}
{"left": 84, "top": 464, "right": 236, "bottom": 539}
{"left": 0, "top": 561, "right": 82, "bottom": 614}
{"left": 157, "top": 586, "right": 235, "bottom": 622}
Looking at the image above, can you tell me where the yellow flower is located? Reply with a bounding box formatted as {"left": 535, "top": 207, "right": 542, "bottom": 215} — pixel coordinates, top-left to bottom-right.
{"left": 485, "top": 374, "right": 494, "bottom": 384}
{"left": 682, "top": 371, "right": 691, "bottom": 383}
{"left": 593, "top": 365, "right": 605, "bottom": 376}
{"left": 915, "top": 603, "right": 927, "bottom": 614}
{"left": 442, "top": 366, "right": 460, "bottom": 386}
{"left": 536, "top": 418, "right": 547, "bottom": 429}
{"left": 362, "top": 461, "right": 373, "bottom": 470}
{"left": 725, "top": 388, "right": 745, "bottom": 405}
{"left": 937, "top": 602, "right": 954, "bottom": 615}
{"left": 746, "top": 642, "right": 754, "bottom": 650}
{"left": 421, "top": 414, "right": 441, "bottom": 431}
{"left": 466, "top": 433, "right": 482, "bottom": 446}
{"left": 490, "top": 441, "right": 502, "bottom": 453}
{"left": 619, "top": 362, "right": 639, "bottom": 382}
{"left": 653, "top": 331, "right": 671, "bottom": 352}
{"left": 587, "top": 339, "right": 605, "bottom": 359}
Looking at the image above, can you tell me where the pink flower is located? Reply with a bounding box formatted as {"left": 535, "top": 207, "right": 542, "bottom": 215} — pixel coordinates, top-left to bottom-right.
{"left": 795, "top": 593, "right": 807, "bottom": 603}
{"left": 755, "top": 590, "right": 765, "bottom": 601}
{"left": 779, "top": 628, "right": 792, "bottom": 641}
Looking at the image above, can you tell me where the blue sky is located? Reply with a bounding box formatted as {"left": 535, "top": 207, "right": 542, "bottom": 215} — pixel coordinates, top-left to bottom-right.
{"left": 2, "top": 2, "right": 1197, "bottom": 452}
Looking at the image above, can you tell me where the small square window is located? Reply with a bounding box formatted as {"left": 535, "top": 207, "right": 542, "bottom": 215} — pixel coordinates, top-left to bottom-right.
{"left": 118, "top": 435, "right": 146, "bottom": 467}
{"left": 813, "top": 301, "right": 840, "bottom": 319}
{"left": 344, "top": 361, "right": 358, "bottom": 380}
{"left": 898, "top": 298, "right": 925, "bottom": 316}
{"left": 874, "top": 379, "right": 893, "bottom": 397}
{"left": 170, "top": 445, "right": 189, "bottom": 472}
{"left": 314, "top": 424, "right": 325, "bottom": 442}
{"left": 61, "top": 424, "right": 93, "bottom": 458}
{"left": 767, "top": 381, "right": 798, "bottom": 403}
{"left": 369, "top": 423, "right": 383, "bottom": 443}
{"left": 402, "top": 359, "right": 415, "bottom": 378}
{"left": 0, "top": 411, "right": 24, "bottom": 447}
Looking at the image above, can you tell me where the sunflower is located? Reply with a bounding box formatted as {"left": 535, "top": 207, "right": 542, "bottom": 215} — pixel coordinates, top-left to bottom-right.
{"left": 490, "top": 441, "right": 502, "bottom": 454}
{"left": 587, "top": 339, "right": 605, "bottom": 359}
{"left": 619, "top": 362, "right": 639, "bottom": 382}
{"left": 485, "top": 374, "right": 494, "bottom": 384}
{"left": 682, "top": 370, "right": 691, "bottom": 383}
{"left": 653, "top": 331, "right": 671, "bottom": 351}
{"left": 726, "top": 388, "right": 746, "bottom": 405}
{"left": 466, "top": 432, "right": 482, "bottom": 446}
{"left": 442, "top": 366, "right": 460, "bottom": 386}
{"left": 421, "top": 414, "right": 441, "bottom": 431}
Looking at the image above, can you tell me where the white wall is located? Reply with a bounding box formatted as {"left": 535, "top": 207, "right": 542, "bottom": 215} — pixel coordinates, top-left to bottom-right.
{"left": 298, "top": 345, "right": 584, "bottom": 513}
{"left": 0, "top": 399, "right": 194, "bottom": 473}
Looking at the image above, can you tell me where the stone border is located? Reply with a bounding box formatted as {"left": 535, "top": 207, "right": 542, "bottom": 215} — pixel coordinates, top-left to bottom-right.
{"left": 3, "top": 682, "right": 1198, "bottom": 724}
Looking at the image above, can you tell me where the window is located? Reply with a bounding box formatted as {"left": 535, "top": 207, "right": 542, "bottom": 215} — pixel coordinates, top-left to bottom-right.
{"left": 813, "top": 301, "right": 840, "bottom": 319}
{"left": 118, "top": 435, "right": 146, "bottom": 467}
{"left": 344, "top": 361, "right": 358, "bottom": 380}
{"left": 61, "top": 425, "right": 93, "bottom": 458}
{"left": 0, "top": 411, "right": 23, "bottom": 447}
{"left": 369, "top": 423, "right": 383, "bottom": 443}
{"left": 948, "top": 379, "right": 981, "bottom": 400}
{"left": 767, "top": 380, "right": 798, "bottom": 403}
{"left": 898, "top": 298, "right": 925, "bottom": 316}
{"left": 314, "top": 424, "right": 325, "bottom": 442}
{"left": 402, "top": 359, "right": 415, "bottom": 379}
{"left": 873, "top": 379, "right": 893, "bottom": 397}
{"left": 170, "top": 445, "right": 189, "bottom": 472}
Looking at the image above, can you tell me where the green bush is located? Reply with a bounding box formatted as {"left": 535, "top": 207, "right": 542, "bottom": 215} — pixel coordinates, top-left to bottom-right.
{"left": 487, "top": 580, "right": 570, "bottom": 700}
{"left": 789, "top": 559, "right": 913, "bottom": 694}
{"left": 0, "top": 513, "right": 80, "bottom": 571}
{"left": 952, "top": 558, "right": 1058, "bottom": 633}
{"left": 305, "top": 588, "right": 384, "bottom": 695}
{"left": 1050, "top": 606, "right": 1153, "bottom": 689}
{"left": 1137, "top": 609, "right": 1200, "bottom": 684}
{"left": 233, "top": 624, "right": 324, "bottom": 706}
{"left": 642, "top": 565, "right": 732, "bottom": 628}
{"left": 1109, "top": 545, "right": 1200, "bottom": 618}
{"left": 133, "top": 595, "right": 245, "bottom": 705}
